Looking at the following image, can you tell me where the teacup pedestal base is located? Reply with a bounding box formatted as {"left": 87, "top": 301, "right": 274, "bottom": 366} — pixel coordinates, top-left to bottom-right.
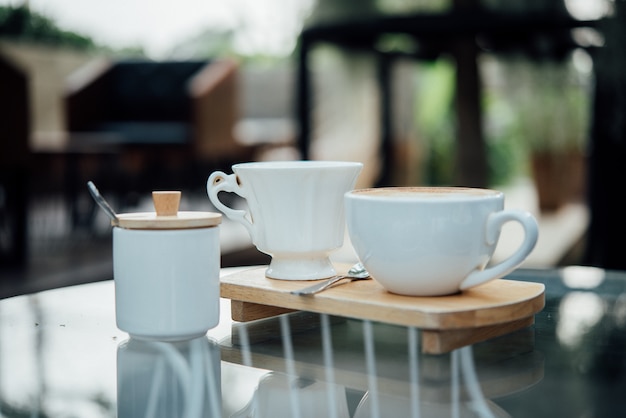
{"left": 265, "top": 256, "right": 337, "bottom": 281}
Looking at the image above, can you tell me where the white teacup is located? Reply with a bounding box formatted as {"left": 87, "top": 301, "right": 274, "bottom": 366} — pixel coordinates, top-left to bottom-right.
{"left": 207, "top": 161, "right": 362, "bottom": 280}
{"left": 345, "top": 187, "right": 539, "bottom": 296}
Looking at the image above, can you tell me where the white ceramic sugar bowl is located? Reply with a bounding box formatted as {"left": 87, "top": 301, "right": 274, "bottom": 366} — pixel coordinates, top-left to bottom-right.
{"left": 113, "top": 191, "right": 222, "bottom": 341}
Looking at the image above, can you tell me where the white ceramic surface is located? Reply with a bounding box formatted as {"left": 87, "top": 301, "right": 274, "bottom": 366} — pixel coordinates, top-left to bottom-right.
{"left": 207, "top": 161, "right": 362, "bottom": 280}
{"left": 113, "top": 227, "right": 220, "bottom": 340}
{"left": 117, "top": 337, "right": 221, "bottom": 418}
{"left": 232, "top": 372, "right": 350, "bottom": 418}
{"left": 345, "top": 187, "right": 539, "bottom": 296}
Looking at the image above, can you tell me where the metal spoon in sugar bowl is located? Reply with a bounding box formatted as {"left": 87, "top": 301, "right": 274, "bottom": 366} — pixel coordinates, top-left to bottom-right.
{"left": 290, "top": 262, "right": 371, "bottom": 296}
{"left": 87, "top": 181, "right": 119, "bottom": 226}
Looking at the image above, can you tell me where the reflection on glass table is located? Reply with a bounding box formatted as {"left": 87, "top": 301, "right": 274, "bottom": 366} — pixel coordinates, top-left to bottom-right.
{"left": 117, "top": 337, "right": 221, "bottom": 418}
{"left": 221, "top": 312, "right": 541, "bottom": 418}
{"left": 0, "top": 266, "right": 625, "bottom": 417}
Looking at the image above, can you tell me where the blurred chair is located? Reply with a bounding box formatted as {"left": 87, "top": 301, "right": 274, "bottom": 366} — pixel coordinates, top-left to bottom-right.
{"left": 63, "top": 58, "right": 254, "bottom": 221}
{"left": 64, "top": 60, "right": 251, "bottom": 191}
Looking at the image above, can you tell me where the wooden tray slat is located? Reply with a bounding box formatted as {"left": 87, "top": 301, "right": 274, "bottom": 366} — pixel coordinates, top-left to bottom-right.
{"left": 220, "top": 266, "right": 545, "bottom": 330}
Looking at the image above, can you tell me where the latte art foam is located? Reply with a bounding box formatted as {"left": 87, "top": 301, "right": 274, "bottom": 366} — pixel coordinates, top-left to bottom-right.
{"left": 351, "top": 187, "right": 499, "bottom": 199}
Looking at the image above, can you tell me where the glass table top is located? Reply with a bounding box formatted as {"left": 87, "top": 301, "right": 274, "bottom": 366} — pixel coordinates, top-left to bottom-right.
{"left": 0, "top": 266, "right": 625, "bottom": 417}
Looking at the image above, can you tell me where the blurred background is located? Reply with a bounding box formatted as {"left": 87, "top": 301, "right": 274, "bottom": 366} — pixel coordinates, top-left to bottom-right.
{"left": 1, "top": 0, "right": 623, "bottom": 295}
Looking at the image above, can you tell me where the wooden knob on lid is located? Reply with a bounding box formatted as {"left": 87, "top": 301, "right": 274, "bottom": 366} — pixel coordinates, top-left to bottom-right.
{"left": 152, "top": 191, "right": 181, "bottom": 217}
{"left": 116, "top": 190, "right": 220, "bottom": 229}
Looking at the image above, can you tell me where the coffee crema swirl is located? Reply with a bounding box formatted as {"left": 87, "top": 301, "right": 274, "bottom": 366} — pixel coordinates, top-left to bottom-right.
{"left": 350, "top": 187, "right": 500, "bottom": 198}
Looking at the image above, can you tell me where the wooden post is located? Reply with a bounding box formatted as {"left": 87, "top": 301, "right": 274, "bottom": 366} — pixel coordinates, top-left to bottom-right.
{"left": 0, "top": 54, "right": 29, "bottom": 267}
{"left": 452, "top": 0, "right": 488, "bottom": 188}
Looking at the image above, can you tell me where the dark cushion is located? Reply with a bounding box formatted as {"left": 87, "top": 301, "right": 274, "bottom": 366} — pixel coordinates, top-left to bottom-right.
{"left": 92, "top": 122, "right": 191, "bottom": 145}
{"left": 101, "top": 60, "right": 209, "bottom": 122}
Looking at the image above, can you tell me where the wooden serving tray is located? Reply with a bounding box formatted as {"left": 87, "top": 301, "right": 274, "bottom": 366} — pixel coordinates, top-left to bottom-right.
{"left": 220, "top": 265, "right": 545, "bottom": 353}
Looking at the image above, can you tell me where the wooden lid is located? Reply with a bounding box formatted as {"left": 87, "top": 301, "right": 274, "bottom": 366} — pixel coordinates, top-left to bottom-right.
{"left": 115, "top": 191, "right": 221, "bottom": 230}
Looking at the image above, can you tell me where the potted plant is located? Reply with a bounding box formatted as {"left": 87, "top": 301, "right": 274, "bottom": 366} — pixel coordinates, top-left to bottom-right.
{"left": 512, "top": 58, "right": 590, "bottom": 211}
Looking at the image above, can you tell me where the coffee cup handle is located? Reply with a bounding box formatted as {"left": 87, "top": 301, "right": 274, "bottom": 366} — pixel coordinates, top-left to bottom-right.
{"left": 459, "top": 210, "right": 539, "bottom": 290}
{"left": 207, "top": 172, "right": 255, "bottom": 238}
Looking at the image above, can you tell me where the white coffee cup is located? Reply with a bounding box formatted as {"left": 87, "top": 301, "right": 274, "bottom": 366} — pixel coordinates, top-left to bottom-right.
{"left": 207, "top": 161, "right": 362, "bottom": 280}
{"left": 345, "top": 187, "right": 538, "bottom": 296}
{"left": 113, "top": 192, "right": 222, "bottom": 340}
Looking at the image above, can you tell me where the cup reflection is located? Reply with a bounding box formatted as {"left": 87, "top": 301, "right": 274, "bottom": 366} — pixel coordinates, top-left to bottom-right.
{"left": 117, "top": 336, "right": 221, "bottom": 418}
{"left": 232, "top": 371, "right": 350, "bottom": 418}
{"left": 224, "top": 313, "right": 543, "bottom": 418}
{"left": 354, "top": 346, "right": 511, "bottom": 418}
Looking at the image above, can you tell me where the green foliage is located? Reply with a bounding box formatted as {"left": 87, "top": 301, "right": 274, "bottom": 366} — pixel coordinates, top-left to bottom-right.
{"left": 504, "top": 58, "right": 591, "bottom": 154}
{"left": 415, "top": 59, "right": 456, "bottom": 185}
{"left": 415, "top": 58, "right": 524, "bottom": 187}
{"left": 0, "top": 5, "right": 97, "bottom": 50}
{"left": 483, "top": 88, "right": 528, "bottom": 186}
{"left": 486, "top": 126, "right": 526, "bottom": 186}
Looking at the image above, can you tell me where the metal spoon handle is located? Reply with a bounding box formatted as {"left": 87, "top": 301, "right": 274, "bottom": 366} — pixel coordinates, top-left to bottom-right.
{"left": 87, "top": 181, "right": 119, "bottom": 225}
{"left": 290, "top": 275, "right": 346, "bottom": 295}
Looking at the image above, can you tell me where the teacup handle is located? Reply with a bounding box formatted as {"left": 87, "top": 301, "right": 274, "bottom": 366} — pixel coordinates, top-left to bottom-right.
{"left": 459, "top": 210, "right": 539, "bottom": 290}
{"left": 207, "top": 171, "right": 255, "bottom": 239}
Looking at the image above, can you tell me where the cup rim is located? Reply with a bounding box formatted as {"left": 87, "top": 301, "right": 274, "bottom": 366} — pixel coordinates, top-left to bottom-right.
{"left": 346, "top": 186, "right": 503, "bottom": 201}
{"left": 233, "top": 160, "right": 363, "bottom": 170}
